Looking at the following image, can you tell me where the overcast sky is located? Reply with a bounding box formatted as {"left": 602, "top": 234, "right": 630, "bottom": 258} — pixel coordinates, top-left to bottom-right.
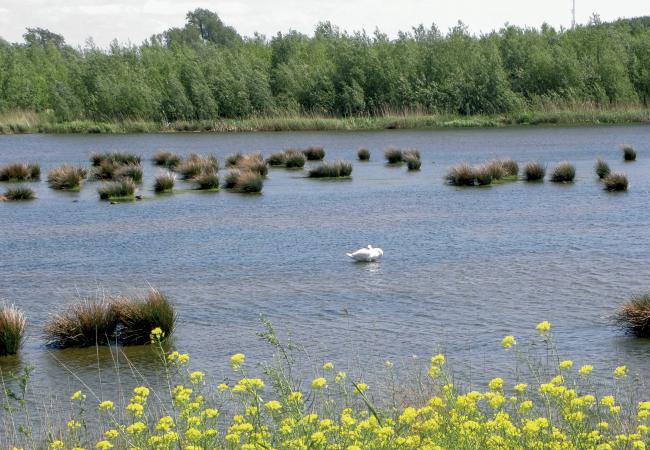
{"left": 0, "top": 0, "right": 648, "bottom": 47}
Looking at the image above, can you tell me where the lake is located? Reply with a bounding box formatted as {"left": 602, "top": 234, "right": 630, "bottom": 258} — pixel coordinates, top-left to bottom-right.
{"left": 1, "top": 125, "right": 649, "bottom": 402}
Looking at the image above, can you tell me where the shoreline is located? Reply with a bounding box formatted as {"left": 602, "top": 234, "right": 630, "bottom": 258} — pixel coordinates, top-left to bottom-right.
{"left": 1, "top": 108, "right": 649, "bottom": 135}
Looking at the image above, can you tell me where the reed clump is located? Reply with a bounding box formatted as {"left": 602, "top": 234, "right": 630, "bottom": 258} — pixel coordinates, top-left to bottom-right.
{"left": 114, "top": 164, "right": 143, "bottom": 183}
{"left": 3, "top": 185, "right": 35, "bottom": 200}
{"left": 44, "top": 299, "right": 118, "bottom": 348}
{"left": 152, "top": 150, "right": 181, "bottom": 168}
{"left": 226, "top": 153, "right": 244, "bottom": 167}
{"left": 90, "top": 152, "right": 141, "bottom": 166}
{"left": 230, "top": 153, "right": 268, "bottom": 177}
{"left": 501, "top": 159, "right": 519, "bottom": 177}
{"left": 175, "top": 154, "right": 219, "bottom": 180}
{"left": 595, "top": 159, "right": 611, "bottom": 179}
{"left": 474, "top": 164, "right": 494, "bottom": 186}
{"left": 302, "top": 146, "right": 325, "bottom": 161}
{"left": 98, "top": 179, "right": 137, "bottom": 200}
{"left": 445, "top": 163, "right": 476, "bottom": 186}
{"left": 357, "top": 148, "right": 370, "bottom": 161}
{"left": 153, "top": 172, "right": 175, "bottom": 193}
{"left": 225, "top": 169, "right": 264, "bottom": 193}
{"left": 47, "top": 165, "right": 87, "bottom": 190}
{"left": 484, "top": 160, "right": 506, "bottom": 181}
{"left": 0, "top": 304, "right": 26, "bottom": 356}
{"left": 0, "top": 162, "right": 40, "bottom": 181}
{"left": 283, "top": 150, "right": 307, "bottom": 169}
{"left": 550, "top": 161, "right": 576, "bottom": 183}
{"left": 110, "top": 289, "right": 176, "bottom": 345}
{"left": 384, "top": 147, "right": 404, "bottom": 164}
{"left": 614, "top": 293, "right": 650, "bottom": 337}
{"left": 603, "top": 172, "right": 628, "bottom": 191}
{"left": 621, "top": 145, "right": 636, "bottom": 161}
{"left": 193, "top": 172, "right": 220, "bottom": 190}
{"left": 524, "top": 161, "right": 546, "bottom": 181}
{"left": 403, "top": 150, "right": 422, "bottom": 171}
{"left": 308, "top": 160, "right": 353, "bottom": 178}
{"left": 265, "top": 152, "right": 286, "bottom": 166}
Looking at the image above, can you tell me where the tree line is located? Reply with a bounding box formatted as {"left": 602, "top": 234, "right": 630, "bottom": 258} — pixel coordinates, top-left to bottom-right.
{"left": 0, "top": 9, "right": 649, "bottom": 122}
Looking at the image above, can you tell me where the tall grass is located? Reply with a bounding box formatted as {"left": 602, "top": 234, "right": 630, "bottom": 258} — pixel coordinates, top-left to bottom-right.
{"left": 44, "top": 299, "right": 117, "bottom": 348}
{"left": 302, "top": 146, "right": 325, "bottom": 160}
{"left": 595, "top": 158, "right": 611, "bottom": 179}
{"left": 445, "top": 163, "right": 476, "bottom": 186}
{"left": 114, "top": 164, "right": 143, "bottom": 183}
{"left": 501, "top": 159, "right": 519, "bottom": 177}
{"left": 153, "top": 173, "right": 175, "bottom": 193}
{"left": 357, "top": 148, "right": 370, "bottom": 161}
{"left": 524, "top": 161, "right": 546, "bottom": 181}
{"left": 152, "top": 151, "right": 181, "bottom": 168}
{"left": 193, "top": 172, "right": 220, "bottom": 190}
{"left": 384, "top": 147, "right": 404, "bottom": 164}
{"left": 615, "top": 293, "right": 650, "bottom": 337}
{"left": 283, "top": 150, "right": 307, "bottom": 169}
{"left": 230, "top": 153, "right": 268, "bottom": 177}
{"left": 98, "top": 179, "right": 137, "bottom": 200}
{"left": 621, "top": 144, "right": 637, "bottom": 161}
{"left": 550, "top": 161, "right": 576, "bottom": 183}
{"left": 0, "top": 163, "right": 40, "bottom": 181}
{"left": 474, "top": 164, "right": 494, "bottom": 186}
{"left": 111, "top": 289, "right": 176, "bottom": 345}
{"left": 47, "top": 165, "right": 87, "bottom": 190}
{"left": 3, "top": 186, "right": 35, "bottom": 200}
{"left": 0, "top": 304, "right": 26, "bottom": 356}
{"left": 175, "top": 154, "right": 219, "bottom": 180}
{"left": 484, "top": 160, "right": 506, "bottom": 180}
{"left": 265, "top": 152, "right": 286, "bottom": 166}
{"left": 308, "top": 160, "right": 353, "bottom": 178}
{"left": 90, "top": 152, "right": 141, "bottom": 166}
{"left": 603, "top": 172, "right": 628, "bottom": 191}
{"left": 226, "top": 152, "right": 244, "bottom": 167}
{"left": 225, "top": 170, "right": 264, "bottom": 193}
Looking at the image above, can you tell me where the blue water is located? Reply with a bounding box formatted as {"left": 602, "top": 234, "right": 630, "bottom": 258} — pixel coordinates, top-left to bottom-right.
{"left": 1, "top": 125, "right": 649, "bottom": 401}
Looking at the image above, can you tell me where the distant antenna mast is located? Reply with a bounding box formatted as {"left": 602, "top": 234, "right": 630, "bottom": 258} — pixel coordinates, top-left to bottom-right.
{"left": 571, "top": 0, "right": 576, "bottom": 29}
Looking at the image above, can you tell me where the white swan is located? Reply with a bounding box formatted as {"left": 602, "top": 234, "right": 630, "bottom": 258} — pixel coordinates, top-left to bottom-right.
{"left": 346, "top": 245, "right": 384, "bottom": 262}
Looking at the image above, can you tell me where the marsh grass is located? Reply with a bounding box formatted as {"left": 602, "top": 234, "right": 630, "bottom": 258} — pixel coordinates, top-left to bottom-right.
{"left": 152, "top": 151, "right": 181, "bottom": 168}
{"left": 231, "top": 153, "right": 268, "bottom": 177}
{"left": 384, "top": 147, "right": 404, "bottom": 164}
{"left": 153, "top": 173, "right": 175, "bottom": 193}
{"left": 445, "top": 163, "right": 476, "bottom": 186}
{"left": 175, "top": 154, "right": 219, "bottom": 180}
{"left": 283, "top": 150, "right": 307, "bottom": 169}
{"left": 0, "top": 304, "right": 26, "bottom": 356}
{"left": 615, "top": 293, "right": 650, "bottom": 337}
{"left": 3, "top": 186, "right": 35, "bottom": 201}
{"left": 302, "top": 146, "right": 325, "bottom": 160}
{"left": 47, "top": 165, "right": 87, "bottom": 190}
{"left": 622, "top": 145, "right": 637, "bottom": 161}
{"left": 595, "top": 159, "right": 611, "bottom": 179}
{"left": 114, "top": 164, "right": 143, "bottom": 183}
{"left": 265, "top": 152, "right": 286, "bottom": 166}
{"left": 0, "top": 163, "right": 40, "bottom": 181}
{"left": 225, "top": 170, "right": 264, "bottom": 193}
{"left": 357, "top": 148, "right": 370, "bottom": 161}
{"left": 226, "top": 152, "right": 244, "bottom": 167}
{"left": 90, "top": 152, "right": 141, "bottom": 167}
{"left": 110, "top": 289, "right": 176, "bottom": 345}
{"left": 44, "top": 299, "right": 117, "bottom": 348}
{"left": 405, "top": 154, "right": 422, "bottom": 171}
{"left": 474, "top": 164, "right": 494, "bottom": 186}
{"left": 501, "top": 159, "right": 519, "bottom": 177}
{"left": 308, "top": 160, "right": 353, "bottom": 178}
{"left": 524, "top": 161, "right": 546, "bottom": 181}
{"left": 484, "top": 160, "right": 506, "bottom": 181}
{"left": 192, "top": 172, "right": 220, "bottom": 190}
{"left": 550, "top": 161, "right": 576, "bottom": 183}
{"left": 98, "top": 179, "right": 137, "bottom": 200}
{"left": 603, "top": 172, "right": 628, "bottom": 191}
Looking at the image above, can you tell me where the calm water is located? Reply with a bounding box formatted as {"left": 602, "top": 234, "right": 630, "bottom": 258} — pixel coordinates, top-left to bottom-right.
{"left": 1, "top": 125, "right": 649, "bottom": 403}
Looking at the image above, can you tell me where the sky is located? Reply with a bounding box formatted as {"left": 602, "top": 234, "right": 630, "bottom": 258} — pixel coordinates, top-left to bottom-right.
{"left": 0, "top": 0, "right": 648, "bottom": 47}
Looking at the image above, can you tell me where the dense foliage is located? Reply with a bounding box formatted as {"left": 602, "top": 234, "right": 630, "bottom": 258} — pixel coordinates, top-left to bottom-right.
{"left": 1, "top": 10, "right": 650, "bottom": 122}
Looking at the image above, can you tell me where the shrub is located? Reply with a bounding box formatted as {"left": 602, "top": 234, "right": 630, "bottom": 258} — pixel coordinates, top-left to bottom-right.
{"left": 110, "top": 289, "right": 176, "bottom": 345}
{"left": 0, "top": 304, "right": 26, "bottom": 356}
{"left": 357, "top": 148, "right": 370, "bottom": 161}
{"left": 154, "top": 173, "right": 175, "bottom": 193}
{"left": 3, "top": 186, "right": 35, "bottom": 200}
{"left": 524, "top": 161, "right": 545, "bottom": 181}
{"left": 47, "top": 165, "right": 87, "bottom": 190}
{"left": 152, "top": 151, "right": 181, "bottom": 168}
{"left": 384, "top": 148, "right": 403, "bottom": 164}
{"left": 90, "top": 152, "right": 141, "bottom": 166}
{"left": 603, "top": 172, "right": 628, "bottom": 191}
{"left": 266, "top": 152, "right": 286, "bottom": 166}
{"left": 474, "top": 164, "right": 494, "bottom": 186}
{"left": 446, "top": 163, "right": 476, "bottom": 186}
{"left": 302, "top": 146, "right": 325, "bottom": 160}
{"left": 308, "top": 160, "right": 353, "bottom": 178}
{"left": 405, "top": 156, "right": 422, "bottom": 171}
{"left": 44, "top": 299, "right": 118, "bottom": 348}
{"left": 193, "top": 172, "right": 220, "bottom": 190}
{"left": 622, "top": 145, "right": 636, "bottom": 161}
{"left": 284, "top": 150, "right": 307, "bottom": 169}
{"left": 0, "top": 163, "right": 40, "bottom": 181}
{"left": 114, "top": 164, "right": 143, "bottom": 183}
{"left": 550, "top": 161, "right": 576, "bottom": 182}
{"left": 615, "top": 293, "right": 650, "bottom": 337}
{"left": 595, "top": 159, "right": 611, "bottom": 179}
{"left": 501, "top": 159, "right": 519, "bottom": 177}
{"left": 98, "top": 179, "right": 137, "bottom": 200}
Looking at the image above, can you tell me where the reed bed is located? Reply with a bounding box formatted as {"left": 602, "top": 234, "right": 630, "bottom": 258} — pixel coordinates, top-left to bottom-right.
{"left": 615, "top": 293, "right": 650, "bottom": 337}
{"left": 357, "top": 148, "right": 370, "bottom": 161}
{"left": 302, "top": 146, "right": 325, "bottom": 160}
{"left": 0, "top": 304, "right": 26, "bottom": 356}
{"left": 622, "top": 144, "right": 637, "bottom": 161}
{"left": 97, "top": 179, "right": 137, "bottom": 200}
{"left": 3, "top": 185, "right": 35, "bottom": 200}
{"left": 0, "top": 162, "right": 40, "bottom": 181}
{"left": 603, "top": 172, "right": 628, "bottom": 191}
{"left": 524, "top": 161, "right": 546, "bottom": 181}
{"left": 153, "top": 173, "right": 175, "bottom": 193}
{"left": 595, "top": 159, "right": 611, "bottom": 179}
{"left": 152, "top": 150, "right": 181, "bottom": 168}
{"left": 308, "top": 160, "right": 353, "bottom": 178}
{"left": 550, "top": 161, "right": 576, "bottom": 183}
{"left": 47, "top": 165, "right": 87, "bottom": 190}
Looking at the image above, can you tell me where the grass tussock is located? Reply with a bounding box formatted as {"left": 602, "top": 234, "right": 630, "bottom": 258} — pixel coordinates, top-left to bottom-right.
{"left": 595, "top": 158, "right": 611, "bottom": 179}
{"left": 524, "top": 161, "right": 546, "bottom": 181}
{"left": 403, "top": 150, "right": 422, "bottom": 171}
{"left": 152, "top": 150, "right": 181, "bottom": 168}
{"left": 550, "top": 161, "right": 576, "bottom": 183}
{"left": 226, "top": 153, "right": 244, "bottom": 167}
{"left": 357, "top": 148, "right": 370, "bottom": 161}
{"left": 175, "top": 154, "right": 219, "bottom": 180}
{"left": 0, "top": 304, "right": 26, "bottom": 356}
{"left": 0, "top": 162, "right": 40, "bottom": 181}
{"left": 308, "top": 160, "right": 353, "bottom": 178}
{"left": 98, "top": 179, "right": 137, "bottom": 200}
{"left": 193, "top": 172, "right": 220, "bottom": 190}
{"left": 501, "top": 159, "right": 519, "bottom": 177}
{"left": 283, "top": 150, "right": 307, "bottom": 169}
{"left": 47, "top": 165, "right": 87, "bottom": 190}
{"left": 90, "top": 152, "right": 141, "bottom": 167}
{"left": 44, "top": 300, "right": 117, "bottom": 348}
{"left": 225, "top": 169, "right": 264, "bottom": 193}
{"left": 484, "top": 160, "right": 507, "bottom": 180}
{"left": 603, "top": 172, "right": 628, "bottom": 191}
{"left": 110, "top": 289, "right": 176, "bottom": 345}
{"left": 621, "top": 144, "right": 637, "bottom": 161}
{"left": 265, "top": 152, "right": 286, "bottom": 166}
{"left": 114, "top": 164, "right": 143, "bottom": 183}
{"left": 230, "top": 153, "right": 268, "bottom": 177}
{"left": 153, "top": 172, "right": 175, "bottom": 193}
{"left": 474, "top": 164, "right": 494, "bottom": 186}
{"left": 3, "top": 185, "right": 35, "bottom": 201}
{"left": 302, "top": 146, "right": 325, "bottom": 160}
{"left": 445, "top": 163, "right": 476, "bottom": 186}
{"left": 384, "top": 147, "right": 404, "bottom": 164}
{"left": 615, "top": 293, "right": 650, "bottom": 337}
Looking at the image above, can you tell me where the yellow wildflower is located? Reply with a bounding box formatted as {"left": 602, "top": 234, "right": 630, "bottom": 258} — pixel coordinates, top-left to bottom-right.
{"left": 95, "top": 441, "right": 113, "bottom": 450}
{"left": 323, "top": 362, "right": 334, "bottom": 370}
{"left": 265, "top": 400, "right": 282, "bottom": 411}
{"left": 190, "top": 371, "right": 205, "bottom": 384}
{"left": 614, "top": 366, "right": 627, "bottom": 378}
{"left": 50, "top": 441, "right": 64, "bottom": 450}
{"left": 70, "top": 390, "right": 86, "bottom": 401}
{"left": 579, "top": 365, "right": 593, "bottom": 375}
{"left": 559, "top": 360, "right": 573, "bottom": 369}
{"left": 98, "top": 400, "right": 114, "bottom": 411}
{"left": 104, "top": 429, "right": 119, "bottom": 439}
{"left": 311, "top": 377, "right": 327, "bottom": 389}
{"left": 230, "top": 353, "right": 245, "bottom": 370}
{"left": 536, "top": 320, "right": 551, "bottom": 334}
{"left": 501, "top": 335, "right": 516, "bottom": 349}
{"left": 354, "top": 383, "right": 368, "bottom": 394}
